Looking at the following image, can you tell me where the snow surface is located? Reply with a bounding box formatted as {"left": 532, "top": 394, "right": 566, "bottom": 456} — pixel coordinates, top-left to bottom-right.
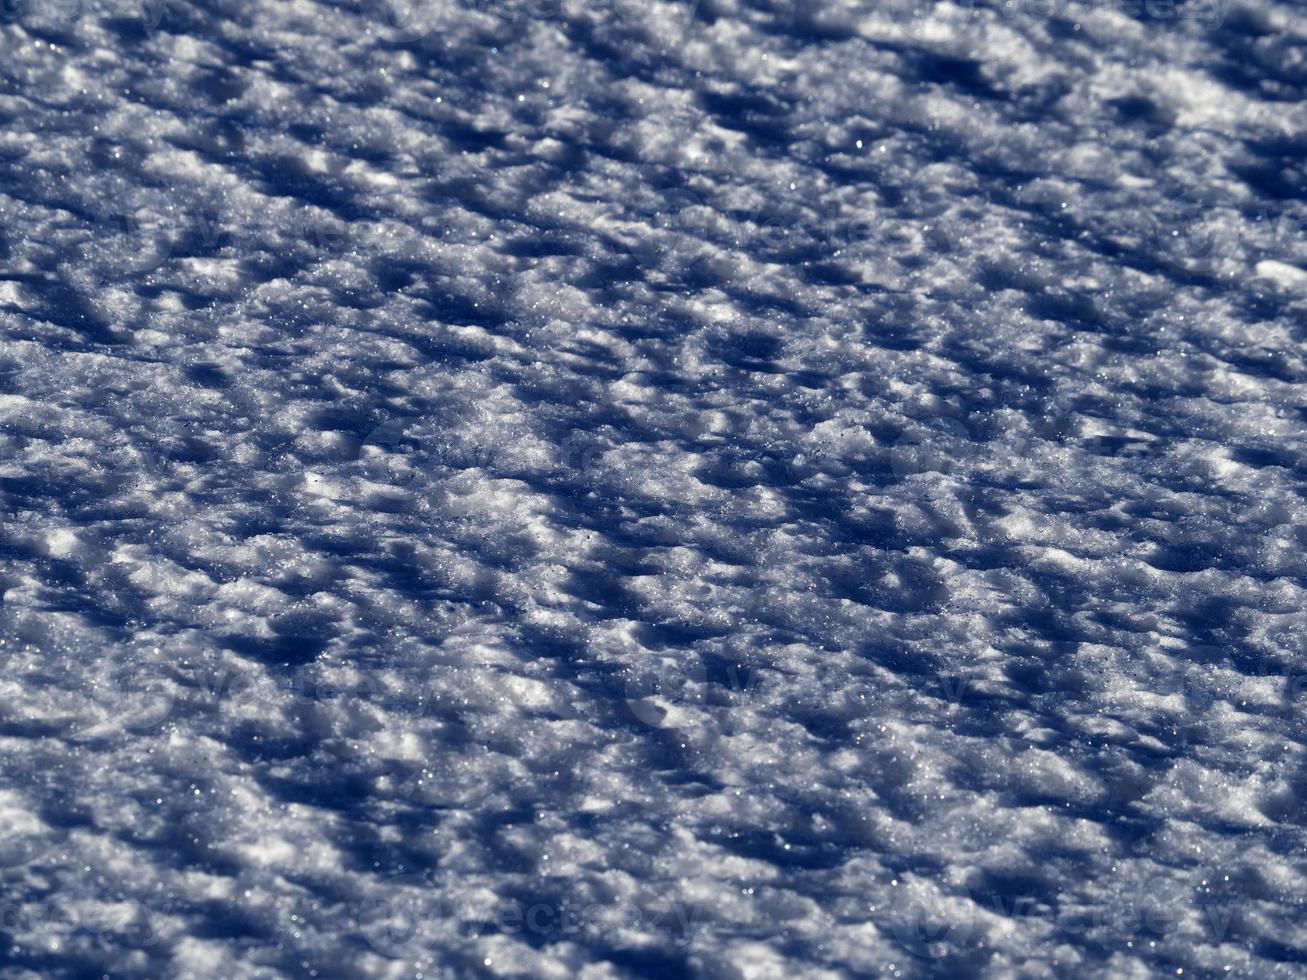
{"left": 1, "top": 0, "right": 1306, "bottom": 976}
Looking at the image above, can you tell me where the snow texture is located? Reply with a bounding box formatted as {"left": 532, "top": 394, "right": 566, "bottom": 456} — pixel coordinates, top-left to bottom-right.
{"left": 1, "top": 0, "right": 1306, "bottom": 976}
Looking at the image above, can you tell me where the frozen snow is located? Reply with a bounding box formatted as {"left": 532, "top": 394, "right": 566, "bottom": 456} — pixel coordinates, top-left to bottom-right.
{"left": 1, "top": 0, "right": 1306, "bottom": 976}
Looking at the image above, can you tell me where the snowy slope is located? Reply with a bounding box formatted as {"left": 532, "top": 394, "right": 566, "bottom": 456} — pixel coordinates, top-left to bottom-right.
{"left": 1, "top": 0, "right": 1307, "bottom": 976}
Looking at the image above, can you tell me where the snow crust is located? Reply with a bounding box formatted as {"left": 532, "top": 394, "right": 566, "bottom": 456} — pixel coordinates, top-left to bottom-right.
{"left": 1, "top": 0, "right": 1306, "bottom": 976}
